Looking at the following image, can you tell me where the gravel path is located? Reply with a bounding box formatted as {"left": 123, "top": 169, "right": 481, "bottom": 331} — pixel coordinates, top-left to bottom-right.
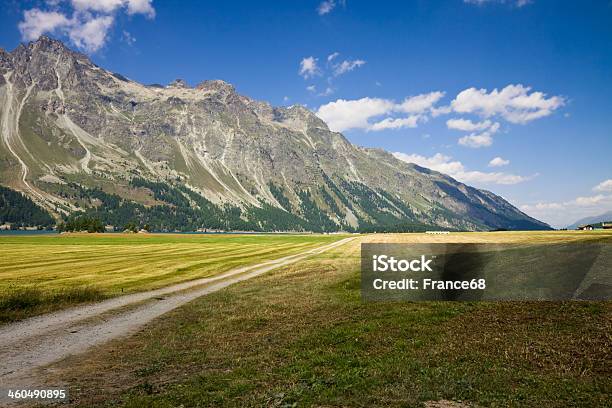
{"left": 0, "top": 237, "right": 354, "bottom": 392}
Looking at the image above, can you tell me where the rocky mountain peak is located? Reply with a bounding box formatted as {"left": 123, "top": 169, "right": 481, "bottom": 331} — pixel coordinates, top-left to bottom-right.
{"left": 281, "top": 104, "right": 330, "bottom": 130}
{"left": 167, "top": 78, "right": 189, "bottom": 89}
{"left": 22, "top": 35, "right": 88, "bottom": 65}
{"left": 5, "top": 35, "right": 100, "bottom": 91}
{"left": 30, "top": 35, "right": 67, "bottom": 52}
{"left": 195, "top": 79, "right": 235, "bottom": 94}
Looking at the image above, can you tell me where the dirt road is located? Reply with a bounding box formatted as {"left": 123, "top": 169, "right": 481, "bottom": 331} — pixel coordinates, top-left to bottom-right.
{"left": 0, "top": 237, "right": 354, "bottom": 393}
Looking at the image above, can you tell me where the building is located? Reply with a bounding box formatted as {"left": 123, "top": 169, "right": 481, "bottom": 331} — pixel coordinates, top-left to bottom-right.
{"left": 577, "top": 224, "right": 594, "bottom": 231}
{"left": 602, "top": 222, "right": 612, "bottom": 229}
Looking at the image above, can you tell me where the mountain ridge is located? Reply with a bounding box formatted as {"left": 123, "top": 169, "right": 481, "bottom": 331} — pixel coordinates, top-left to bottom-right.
{"left": 0, "top": 36, "right": 550, "bottom": 232}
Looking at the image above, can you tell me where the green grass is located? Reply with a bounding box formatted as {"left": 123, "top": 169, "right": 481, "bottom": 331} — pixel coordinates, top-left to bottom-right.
{"left": 0, "top": 286, "right": 107, "bottom": 321}
{"left": 0, "top": 233, "right": 343, "bottom": 322}
{"left": 41, "top": 232, "right": 611, "bottom": 407}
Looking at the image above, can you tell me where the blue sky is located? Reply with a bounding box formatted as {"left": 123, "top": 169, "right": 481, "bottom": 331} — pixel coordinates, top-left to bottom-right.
{"left": 1, "top": 0, "right": 611, "bottom": 227}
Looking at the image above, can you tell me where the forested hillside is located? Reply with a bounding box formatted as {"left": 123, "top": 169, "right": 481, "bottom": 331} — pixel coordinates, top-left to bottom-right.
{"left": 0, "top": 186, "right": 54, "bottom": 227}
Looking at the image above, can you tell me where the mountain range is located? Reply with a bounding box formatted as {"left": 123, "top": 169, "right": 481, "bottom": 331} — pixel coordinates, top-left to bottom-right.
{"left": 0, "top": 36, "right": 550, "bottom": 232}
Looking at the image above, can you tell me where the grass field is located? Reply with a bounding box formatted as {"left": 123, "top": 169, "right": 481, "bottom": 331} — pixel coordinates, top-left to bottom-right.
{"left": 35, "top": 231, "right": 611, "bottom": 407}
{"left": 0, "top": 233, "right": 343, "bottom": 322}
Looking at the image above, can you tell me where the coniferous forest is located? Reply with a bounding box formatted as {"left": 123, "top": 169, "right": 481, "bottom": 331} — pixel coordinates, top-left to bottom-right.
{"left": 0, "top": 180, "right": 441, "bottom": 233}
{"left": 0, "top": 186, "right": 54, "bottom": 227}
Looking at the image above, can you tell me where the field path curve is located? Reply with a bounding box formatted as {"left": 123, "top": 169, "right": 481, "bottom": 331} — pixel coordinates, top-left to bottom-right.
{"left": 0, "top": 237, "right": 354, "bottom": 391}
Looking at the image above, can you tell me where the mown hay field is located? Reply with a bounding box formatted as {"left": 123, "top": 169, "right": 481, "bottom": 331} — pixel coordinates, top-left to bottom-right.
{"left": 0, "top": 233, "right": 344, "bottom": 321}
{"left": 45, "top": 230, "right": 612, "bottom": 407}
{"left": 0, "top": 230, "right": 608, "bottom": 322}
{"left": 3, "top": 230, "right": 605, "bottom": 292}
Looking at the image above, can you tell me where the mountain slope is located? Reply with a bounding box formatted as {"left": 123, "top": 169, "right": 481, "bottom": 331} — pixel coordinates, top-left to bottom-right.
{"left": 0, "top": 37, "right": 550, "bottom": 232}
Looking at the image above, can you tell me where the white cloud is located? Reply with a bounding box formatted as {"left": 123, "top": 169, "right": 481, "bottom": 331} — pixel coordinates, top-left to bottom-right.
{"left": 431, "top": 105, "right": 452, "bottom": 117}
{"left": 520, "top": 193, "right": 612, "bottom": 228}
{"left": 305, "top": 52, "right": 366, "bottom": 79}
{"left": 316, "top": 85, "right": 562, "bottom": 137}
{"left": 316, "top": 97, "right": 394, "bottom": 132}
{"left": 593, "top": 179, "right": 612, "bottom": 193}
{"left": 459, "top": 170, "right": 530, "bottom": 185}
{"left": 458, "top": 133, "right": 493, "bottom": 148}
{"left": 448, "top": 89, "right": 561, "bottom": 146}
{"left": 306, "top": 85, "right": 334, "bottom": 97}
{"left": 446, "top": 118, "right": 492, "bottom": 131}
{"left": 489, "top": 156, "right": 510, "bottom": 167}
{"left": 451, "top": 84, "right": 564, "bottom": 124}
{"left": 317, "top": 0, "right": 339, "bottom": 15}
{"left": 458, "top": 122, "right": 500, "bottom": 148}
{"left": 18, "top": 0, "right": 155, "bottom": 53}
{"left": 71, "top": 0, "right": 155, "bottom": 18}
{"left": 18, "top": 9, "right": 114, "bottom": 53}
{"left": 464, "top": 0, "right": 533, "bottom": 6}
{"left": 574, "top": 194, "right": 606, "bottom": 206}
{"left": 316, "top": 92, "right": 444, "bottom": 132}
{"left": 394, "top": 153, "right": 465, "bottom": 176}
{"left": 397, "top": 92, "right": 445, "bottom": 114}
{"left": 333, "top": 59, "right": 366, "bottom": 76}
{"left": 369, "top": 116, "right": 420, "bottom": 131}
{"left": 303, "top": 51, "right": 365, "bottom": 95}
{"left": 19, "top": 9, "right": 71, "bottom": 41}
{"left": 122, "top": 30, "right": 135, "bottom": 45}
{"left": 71, "top": 0, "right": 123, "bottom": 13}
{"left": 299, "top": 56, "right": 320, "bottom": 79}
{"left": 393, "top": 152, "right": 532, "bottom": 185}
{"left": 68, "top": 15, "right": 114, "bottom": 52}
{"left": 319, "top": 86, "right": 334, "bottom": 96}
{"left": 524, "top": 202, "right": 564, "bottom": 211}
{"left": 327, "top": 51, "right": 339, "bottom": 62}
{"left": 447, "top": 118, "right": 505, "bottom": 150}
{"left": 124, "top": 0, "right": 155, "bottom": 18}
